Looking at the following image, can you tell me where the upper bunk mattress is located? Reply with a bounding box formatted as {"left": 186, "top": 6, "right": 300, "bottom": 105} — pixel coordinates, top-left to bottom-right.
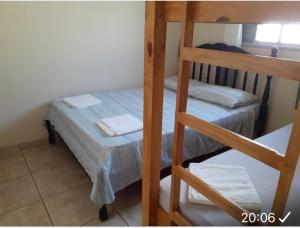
{"left": 160, "top": 124, "right": 299, "bottom": 225}
{"left": 45, "top": 87, "right": 259, "bottom": 207}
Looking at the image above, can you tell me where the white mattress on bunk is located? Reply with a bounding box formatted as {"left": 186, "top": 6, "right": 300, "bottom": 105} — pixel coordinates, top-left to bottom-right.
{"left": 159, "top": 124, "right": 300, "bottom": 225}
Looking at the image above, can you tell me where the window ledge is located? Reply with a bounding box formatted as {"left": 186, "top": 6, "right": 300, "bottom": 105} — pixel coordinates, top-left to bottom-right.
{"left": 243, "top": 42, "right": 300, "bottom": 51}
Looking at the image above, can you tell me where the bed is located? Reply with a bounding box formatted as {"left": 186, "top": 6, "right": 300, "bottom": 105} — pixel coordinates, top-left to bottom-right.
{"left": 159, "top": 124, "right": 300, "bottom": 225}
{"left": 45, "top": 86, "right": 258, "bottom": 208}
{"left": 44, "top": 41, "right": 277, "bottom": 220}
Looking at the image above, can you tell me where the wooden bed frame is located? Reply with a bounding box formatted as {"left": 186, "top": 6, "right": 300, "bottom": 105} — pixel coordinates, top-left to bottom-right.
{"left": 143, "top": 2, "right": 300, "bottom": 226}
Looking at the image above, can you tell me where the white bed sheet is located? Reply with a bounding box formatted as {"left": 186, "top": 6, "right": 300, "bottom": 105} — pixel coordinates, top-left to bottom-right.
{"left": 159, "top": 124, "right": 300, "bottom": 225}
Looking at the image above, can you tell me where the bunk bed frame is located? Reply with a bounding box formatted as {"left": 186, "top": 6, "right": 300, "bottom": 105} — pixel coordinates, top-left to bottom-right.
{"left": 143, "top": 2, "right": 300, "bottom": 226}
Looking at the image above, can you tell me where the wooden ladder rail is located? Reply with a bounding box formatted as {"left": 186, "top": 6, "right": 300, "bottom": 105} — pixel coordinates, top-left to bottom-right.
{"left": 272, "top": 107, "right": 300, "bottom": 223}
{"left": 169, "top": 1, "right": 300, "bottom": 226}
{"left": 169, "top": 2, "right": 194, "bottom": 222}
{"left": 142, "top": 2, "right": 167, "bottom": 225}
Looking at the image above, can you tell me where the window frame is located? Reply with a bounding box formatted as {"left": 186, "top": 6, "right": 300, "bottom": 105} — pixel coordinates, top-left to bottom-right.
{"left": 243, "top": 23, "right": 300, "bottom": 50}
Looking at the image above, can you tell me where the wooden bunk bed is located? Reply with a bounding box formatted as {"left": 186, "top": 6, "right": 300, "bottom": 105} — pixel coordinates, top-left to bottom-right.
{"left": 143, "top": 1, "right": 300, "bottom": 226}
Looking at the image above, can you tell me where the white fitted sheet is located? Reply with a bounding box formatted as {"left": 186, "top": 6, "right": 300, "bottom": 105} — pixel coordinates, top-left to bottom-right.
{"left": 159, "top": 124, "right": 300, "bottom": 225}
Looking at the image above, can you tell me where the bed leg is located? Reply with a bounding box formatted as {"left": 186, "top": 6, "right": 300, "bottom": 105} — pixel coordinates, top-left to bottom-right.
{"left": 45, "top": 120, "right": 55, "bottom": 144}
{"left": 99, "top": 205, "right": 108, "bottom": 221}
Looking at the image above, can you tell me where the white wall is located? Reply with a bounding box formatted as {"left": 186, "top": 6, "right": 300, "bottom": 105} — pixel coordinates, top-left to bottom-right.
{"left": 224, "top": 24, "right": 242, "bottom": 47}
{"left": 0, "top": 2, "right": 145, "bottom": 147}
{"left": 165, "top": 23, "right": 229, "bottom": 77}
{"left": 1, "top": 3, "right": 295, "bottom": 147}
{"left": 165, "top": 23, "right": 181, "bottom": 76}
{"left": 193, "top": 23, "right": 227, "bottom": 46}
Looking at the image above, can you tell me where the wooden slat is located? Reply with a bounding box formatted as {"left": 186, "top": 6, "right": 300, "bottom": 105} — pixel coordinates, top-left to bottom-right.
{"left": 181, "top": 47, "right": 300, "bottom": 81}
{"left": 142, "top": 2, "right": 167, "bottom": 225}
{"left": 199, "top": 63, "right": 203, "bottom": 81}
{"left": 191, "top": 63, "right": 196, "bottom": 79}
{"left": 177, "top": 112, "right": 285, "bottom": 170}
{"left": 232, "top": 69, "right": 238, "bottom": 88}
{"left": 164, "top": 2, "right": 300, "bottom": 23}
{"left": 170, "top": 211, "right": 192, "bottom": 226}
{"left": 272, "top": 107, "right": 300, "bottom": 224}
{"left": 215, "top": 66, "right": 221, "bottom": 85}
{"left": 242, "top": 71, "right": 248, "bottom": 91}
{"left": 223, "top": 68, "right": 229, "bottom": 86}
{"left": 173, "top": 165, "right": 247, "bottom": 223}
{"left": 170, "top": 1, "right": 194, "bottom": 214}
{"left": 253, "top": 73, "right": 259, "bottom": 95}
{"left": 206, "top": 64, "right": 211, "bottom": 83}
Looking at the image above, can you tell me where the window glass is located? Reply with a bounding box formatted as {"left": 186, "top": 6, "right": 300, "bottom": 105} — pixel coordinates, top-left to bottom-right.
{"left": 255, "top": 24, "right": 281, "bottom": 43}
{"left": 280, "top": 24, "right": 300, "bottom": 44}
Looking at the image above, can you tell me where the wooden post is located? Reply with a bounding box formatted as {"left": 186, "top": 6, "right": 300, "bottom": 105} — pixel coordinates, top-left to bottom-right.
{"left": 272, "top": 106, "right": 300, "bottom": 225}
{"left": 142, "top": 1, "right": 167, "bottom": 226}
{"left": 170, "top": 1, "right": 194, "bottom": 215}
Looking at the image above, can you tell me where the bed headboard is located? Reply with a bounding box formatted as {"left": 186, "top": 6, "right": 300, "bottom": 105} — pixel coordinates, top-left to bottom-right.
{"left": 191, "top": 43, "right": 248, "bottom": 88}
{"left": 190, "top": 43, "right": 279, "bottom": 137}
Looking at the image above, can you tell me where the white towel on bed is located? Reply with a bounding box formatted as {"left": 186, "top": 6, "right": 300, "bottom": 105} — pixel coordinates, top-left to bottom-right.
{"left": 63, "top": 94, "right": 102, "bottom": 109}
{"left": 188, "top": 163, "right": 262, "bottom": 212}
{"left": 97, "top": 114, "right": 143, "bottom": 136}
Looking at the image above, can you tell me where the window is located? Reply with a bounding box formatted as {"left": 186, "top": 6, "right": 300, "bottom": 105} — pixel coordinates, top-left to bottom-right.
{"left": 255, "top": 24, "right": 281, "bottom": 43}
{"left": 255, "top": 24, "right": 300, "bottom": 45}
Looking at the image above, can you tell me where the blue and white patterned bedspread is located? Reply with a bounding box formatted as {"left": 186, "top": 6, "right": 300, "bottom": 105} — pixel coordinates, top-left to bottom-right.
{"left": 45, "top": 87, "right": 259, "bottom": 207}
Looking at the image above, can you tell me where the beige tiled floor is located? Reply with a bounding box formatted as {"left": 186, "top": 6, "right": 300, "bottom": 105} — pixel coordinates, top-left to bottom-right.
{"left": 0, "top": 141, "right": 142, "bottom": 226}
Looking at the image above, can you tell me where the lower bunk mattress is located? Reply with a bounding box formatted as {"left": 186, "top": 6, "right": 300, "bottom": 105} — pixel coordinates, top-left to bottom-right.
{"left": 45, "top": 87, "right": 259, "bottom": 207}
{"left": 160, "top": 124, "right": 300, "bottom": 225}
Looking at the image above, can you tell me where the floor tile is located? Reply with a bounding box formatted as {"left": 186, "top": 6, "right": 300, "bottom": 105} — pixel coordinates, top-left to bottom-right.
{"left": 0, "top": 145, "right": 21, "bottom": 160}
{"left": 23, "top": 145, "right": 76, "bottom": 173}
{"left": 44, "top": 184, "right": 98, "bottom": 226}
{"left": 0, "top": 175, "right": 40, "bottom": 214}
{"left": 0, "top": 156, "right": 29, "bottom": 182}
{"left": 38, "top": 142, "right": 65, "bottom": 151}
{"left": 83, "top": 211, "right": 128, "bottom": 226}
{"left": 19, "top": 138, "right": 48, "bottom": 150}
{"left": 115, "top": 200, "right": 142, "bottom": 226}
{"left": 0, "top": 201, "right": 52, "bottom": 226}
{"left": 33, "top": 162, "right": 90, "bottom": 198}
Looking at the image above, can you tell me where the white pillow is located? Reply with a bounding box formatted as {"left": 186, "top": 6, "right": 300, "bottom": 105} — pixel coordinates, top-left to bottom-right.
{"left": 164, "top": 76, "right": 259, "bottom": 108}
{"left": 190, "top": 83, "right": 259, "bottom": 108}
{"left": 164, "top": 75, "right": 204, "bottom": 92}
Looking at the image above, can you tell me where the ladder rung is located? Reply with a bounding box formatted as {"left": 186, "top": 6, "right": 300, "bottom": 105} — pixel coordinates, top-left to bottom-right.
{"left": 173, "top": 165, "right": 248, "bottom": 223}
{"left": 180, "top": 47, "right": 300, "bottom": 81}
{"left": 176, "top": 112, "right": 285, "bottom": 170}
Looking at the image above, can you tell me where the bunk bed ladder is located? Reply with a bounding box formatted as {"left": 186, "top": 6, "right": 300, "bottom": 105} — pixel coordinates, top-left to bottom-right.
{"left": 169, "top": 2, "right": 194, "bottom": 224}
{"left": 169, "top": 3, "right": 248, "bottom": 224}
{"left": 169, "top": 2, "right": 300, "bottom": 226}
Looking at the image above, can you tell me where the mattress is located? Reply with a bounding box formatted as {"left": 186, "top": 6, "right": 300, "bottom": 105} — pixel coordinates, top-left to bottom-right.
{"left": 45, "top": 87, "right": 259, "bottom": 208}
{"left": 159, "top": 124, "right": 300, "bottom": 225}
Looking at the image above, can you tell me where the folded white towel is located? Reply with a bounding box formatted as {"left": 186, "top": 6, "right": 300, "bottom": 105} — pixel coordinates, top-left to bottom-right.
{"left": 188, "top": 163, "right": 262, "bottom": 212}
{"left": 63, "top": 94, "right": 102, "bottom": 109}
{"left": 97, "top": 114, "right": 143, "bottom": 136}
